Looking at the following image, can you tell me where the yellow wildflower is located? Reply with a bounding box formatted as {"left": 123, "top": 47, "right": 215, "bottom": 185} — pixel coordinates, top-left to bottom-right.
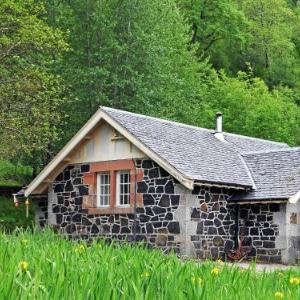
{"left": 289, "top": 277, "right": 300, "bottom": 285}
{"left": 211, "top": 267, "right": 220, "bottom": 275}
{"left": 19, "top": 261, "right": 29, "bottom": 271}
{"left": 75, "top": 243, "right": 87, "bottom": 253}
{"left": 21, "top": 239, "right": 28, "bottom": 245}
{"left": 274, "top": 291, "right": 284, "bottom": 299}
{"left": 79, "top": 244, "right": 86, "bottom": 251}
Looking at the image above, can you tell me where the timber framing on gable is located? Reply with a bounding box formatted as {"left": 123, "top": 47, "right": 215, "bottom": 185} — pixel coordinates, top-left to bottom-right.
{"left": 25, "top": 107, "right": 194, "bottom": 197}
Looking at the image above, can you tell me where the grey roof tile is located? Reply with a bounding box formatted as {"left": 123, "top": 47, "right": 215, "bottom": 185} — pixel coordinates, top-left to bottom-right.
{"left": 102, "top": 107, "right": 290, "bottom": 188}
{"left": 231, "top": 148, "right": 300, "bottom": 201}
{"left": 224, "top": 133, "right": 288, "bottom": 153}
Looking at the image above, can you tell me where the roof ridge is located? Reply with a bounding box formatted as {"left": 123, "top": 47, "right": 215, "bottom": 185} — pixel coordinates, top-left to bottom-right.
{"left": 224, "top": 132, "right": 288, "bottom": 146}
{"left": 100, "top": 106, "right": 288, "bottom": 146}
{"left": 100, "top": 106, "right": 214, "bottom": 132}
{"left": 242, "top": 147, "right": 300, "bottom": 156}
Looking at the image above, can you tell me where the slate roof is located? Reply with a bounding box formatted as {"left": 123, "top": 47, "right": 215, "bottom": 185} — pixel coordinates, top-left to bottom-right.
{"left": 231, "top": 148, "right": 300, "bottom": 201}
{"left": 102, "top": 107, "right": 290, "bottom": 190}
{"left": 223, "top": 133, "right": 289, "bottom": 153}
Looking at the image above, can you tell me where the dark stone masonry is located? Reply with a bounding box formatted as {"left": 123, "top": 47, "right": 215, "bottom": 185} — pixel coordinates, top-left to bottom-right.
{"left": 48, "top": 160, "right": 182, "bottom": 253}
{"left": 190, "top": 186, "right": 235, "bottom": 260}
{"left": 237, "top": 204, "right": 281, "bottom": 263}
{"left": 40, "top": 159, "right": 284, "bottom": 262}
{"left": 36, "top": 196, "right": 48, "bottom": 228}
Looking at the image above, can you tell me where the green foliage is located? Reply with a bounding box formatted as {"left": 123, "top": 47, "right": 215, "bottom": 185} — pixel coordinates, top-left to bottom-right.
{"left": 46, "top": 0, "right": 207, "bottom": 136}
{"left": 1, "top": 0, "right": 300, "bottom": 172}
{"left": 178, "top": 0, "right": 248, "bottom": 59}
{"left": 1, "top": 230, "right": 300, "bottom": 299}
{"left": 0, "top": 0, "right": 68, "bottom": 168}
{"left": 241, "top": 0, "right": 299, "bottom": 87}
{"left": 0, "top": 197, "right": 35, "bottom": 231}
{"left": 178, "top": 0, "right": 300, "bottom": 89}
{"left": 200, "top": 70, "right": 300, "bottom": 145}
{"left": 0, "top": 160, "right": 32, "bottom": 186}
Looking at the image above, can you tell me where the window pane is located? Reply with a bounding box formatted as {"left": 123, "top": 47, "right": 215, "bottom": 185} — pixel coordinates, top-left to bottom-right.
{"left": 98, "top": 173, "right": 110, "bottom": 207}
{"left": 124, "top": 184, "right": 128, "bottom": 195}
{"left": 123, "top": 194, "right": 129, "bottom": 205}
{"left": 117, "top": 171, "right": 130, "bottom": 206}
{"left": 105, "top": 185, "right": 109, "bottom": 195}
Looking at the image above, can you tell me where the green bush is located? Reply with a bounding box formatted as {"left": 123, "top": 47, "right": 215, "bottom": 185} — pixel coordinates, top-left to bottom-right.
{"left": 0, "top": 197, "right": 35, "bottom": 232}
{"left": 0, "top": 160, "right": 32, "bottom": 186}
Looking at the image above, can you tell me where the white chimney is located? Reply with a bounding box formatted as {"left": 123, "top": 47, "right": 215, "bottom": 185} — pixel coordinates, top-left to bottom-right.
{"left": 215, "top": 112, "right": 222, "bottom": 133}
{"left": 214, "top": 112, "right": 225, "bottom": 142}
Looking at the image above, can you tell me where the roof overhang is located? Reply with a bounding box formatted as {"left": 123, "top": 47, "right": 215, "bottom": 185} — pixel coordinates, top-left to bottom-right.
{"left": 229, "top": 191, "right": 300, "bottom": 205}
{"left": 289, "top": 190, "right": 300, "bottom": 204}
{"left": 25, "top": 108, "right": 194, "bottom": 197}
{"left": 193, "top": 180, "right": 249, "bottom": 191}
{"left": 227, "top": 199, "right": 288, "bottom": 205}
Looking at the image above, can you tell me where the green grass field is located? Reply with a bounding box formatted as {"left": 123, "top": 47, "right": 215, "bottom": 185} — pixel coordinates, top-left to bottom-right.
{"left": 0, "top": 230, "right": 300, "bottom": 299}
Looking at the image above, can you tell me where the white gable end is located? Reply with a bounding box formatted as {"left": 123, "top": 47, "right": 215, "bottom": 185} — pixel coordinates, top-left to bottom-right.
{"left": 25, "top": 108, "right": 194, "bottom": 196}
{"left": 69, "top": 122, "right": 145, "bottom": 164}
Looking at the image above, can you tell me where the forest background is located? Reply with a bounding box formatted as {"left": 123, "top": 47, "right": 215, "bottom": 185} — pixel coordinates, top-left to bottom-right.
{"left": 1, "top": 0, "right": 300, "bottom": 181}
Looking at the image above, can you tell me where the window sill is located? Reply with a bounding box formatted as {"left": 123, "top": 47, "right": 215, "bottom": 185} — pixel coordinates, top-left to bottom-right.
{"left": 87, "top": 206, "right": 135, "bottom": 215}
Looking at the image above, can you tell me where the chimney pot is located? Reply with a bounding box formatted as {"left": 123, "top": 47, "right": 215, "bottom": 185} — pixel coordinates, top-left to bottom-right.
{"left": 215, "top": 112, "right": 222, "bottom": 133}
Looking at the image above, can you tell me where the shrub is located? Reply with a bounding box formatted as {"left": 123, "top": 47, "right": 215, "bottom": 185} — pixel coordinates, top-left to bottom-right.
{"left": 0, "top": 197, "right": 35, "bottom": 232}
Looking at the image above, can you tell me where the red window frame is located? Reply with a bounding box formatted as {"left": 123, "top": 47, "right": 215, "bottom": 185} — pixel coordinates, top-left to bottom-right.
{"left": 82, "top": 159, "right": 143, "bottom": 214}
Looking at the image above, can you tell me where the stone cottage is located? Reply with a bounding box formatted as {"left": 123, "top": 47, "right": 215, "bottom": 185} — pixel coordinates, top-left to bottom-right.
{"left": 20, "top": 107, "right": 300, "bottom": 263}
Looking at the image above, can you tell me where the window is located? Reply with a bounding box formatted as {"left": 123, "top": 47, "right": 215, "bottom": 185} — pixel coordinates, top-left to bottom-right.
{"left": 83, "top": 160, "right": 143, "bottom": 214}
{"left": 97, "top": 172, "right": 110, "bottom": 207}
{"left": 116, "top": 171, "right": 130, "bottom": 206}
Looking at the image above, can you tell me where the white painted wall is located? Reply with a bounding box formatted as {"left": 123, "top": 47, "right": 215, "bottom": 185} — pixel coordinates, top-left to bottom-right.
{"left": 69, "top": 121, "right": 145, "bottom": 163}
{"left": 47, "top": 183, "right": 57, "bottom": 225}
{"left": 284, "top": 201, "right": 300, "bottom": 263}
{"left": 173, "top": 184, "right": 198, "bottom": 257}
{"left": 273, "top": 204, "right": 288, "bottom": 263}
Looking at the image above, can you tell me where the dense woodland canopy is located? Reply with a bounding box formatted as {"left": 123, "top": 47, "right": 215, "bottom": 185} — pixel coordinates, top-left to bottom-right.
{"left": 1, "top": 0, "right": 300, "bottom": 174}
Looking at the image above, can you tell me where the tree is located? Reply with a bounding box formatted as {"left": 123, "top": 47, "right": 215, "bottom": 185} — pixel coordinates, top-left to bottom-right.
{"left": 241, "top": 0, "right": 298, "bottom": 87}
{"left": 177, "top": 0, "right": 249, "bottom": 71}
{"left": 0, "top": 0, "right": 68, "bottom": 171}
{"left": 46, "top": 0, "right": 209, "bottom": 136}
{"left": 197, "top": 70, "right": 300, "bottom": 146}
{"left": 32, "top": 0, "right": 300, "bottom": 148}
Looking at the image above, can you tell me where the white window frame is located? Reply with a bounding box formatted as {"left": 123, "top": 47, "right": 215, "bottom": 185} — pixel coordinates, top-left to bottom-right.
{"left": 97, "top": 172, "right": 110, "bottom": 207}
{"left": 116, "top": 170, "right": 131, "bottom": 207}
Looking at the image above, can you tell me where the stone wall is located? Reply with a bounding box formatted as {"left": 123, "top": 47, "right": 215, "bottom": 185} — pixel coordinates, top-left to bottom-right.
{"left": 134, "top": 159, "right": 181, "bottom": 252}
{"left": 284, "top": 201, "right": 300, "bottom": 263}
{"left": 189, "top": 187, "right": 235, "bottom": 260}
{"left": 40, "top": 158, "right": 288, "bottom": 262}
{"left": 48, "top": 160, "right": 183, "bottom": 253}
{"left": 35, "top": 196, "right": 48, "bottom": 228}
{"left": 238, "top": 204, "right": 282, "bottom": 263}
